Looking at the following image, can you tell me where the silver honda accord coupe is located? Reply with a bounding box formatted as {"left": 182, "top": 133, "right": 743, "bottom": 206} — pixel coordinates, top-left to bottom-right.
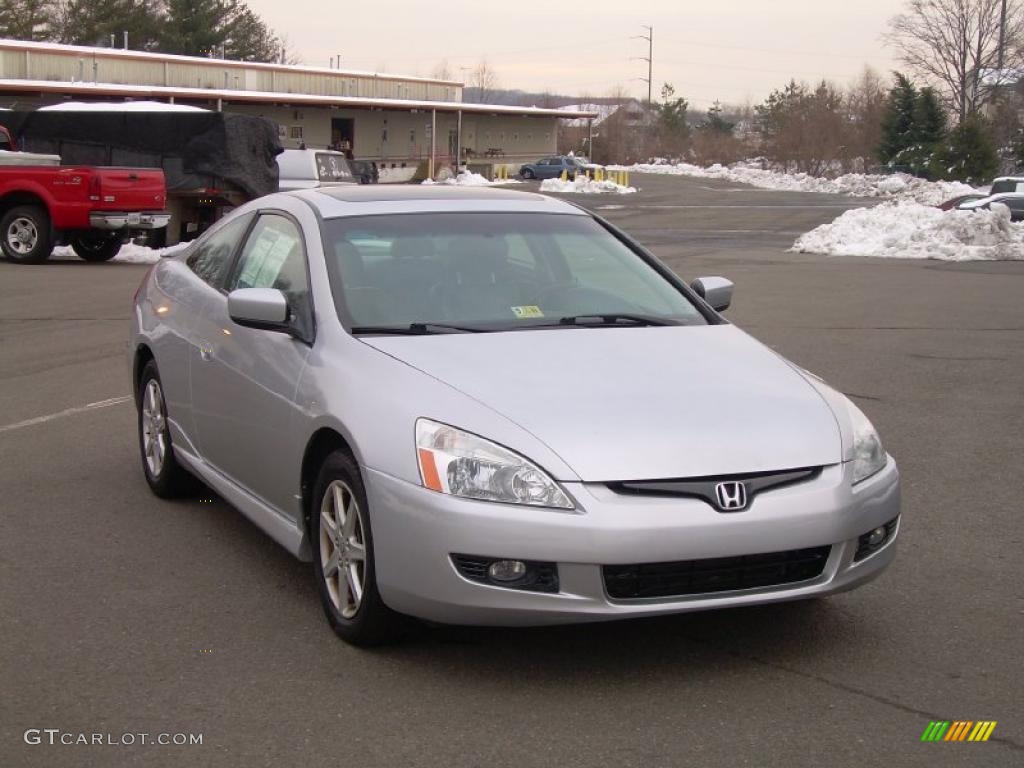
{"left": 130, "top": 186, "right": 900, "bottom": 645}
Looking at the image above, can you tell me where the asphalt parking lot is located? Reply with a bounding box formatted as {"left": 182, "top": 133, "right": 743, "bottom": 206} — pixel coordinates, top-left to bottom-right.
{"left": 1, "top": 173, "right": 1022, "bottom": 767}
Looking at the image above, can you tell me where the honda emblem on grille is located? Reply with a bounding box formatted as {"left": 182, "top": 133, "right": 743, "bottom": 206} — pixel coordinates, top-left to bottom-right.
{"left": 714, "top": 481, "right": 748, "bottom": 511}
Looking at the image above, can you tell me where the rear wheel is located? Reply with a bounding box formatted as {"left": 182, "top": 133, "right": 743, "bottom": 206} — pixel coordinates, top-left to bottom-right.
{"left": 1, "top": 205, "right": 52, "bottom": 263}
{"left": 71, "top": 232, "right": 122, "bottom": 262}
{"left": 138, "top": 360, "right": 197, "bottom": 498}
{"left": 311, "top": 451, "right": 404, "bottom": 645}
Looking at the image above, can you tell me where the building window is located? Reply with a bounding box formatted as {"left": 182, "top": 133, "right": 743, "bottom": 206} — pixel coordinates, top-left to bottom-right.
{"left": 289, "top": 126, "right": 303, "bottom": 140}
{"left": 409, "top": 129, "right": 415, "bottom": 143}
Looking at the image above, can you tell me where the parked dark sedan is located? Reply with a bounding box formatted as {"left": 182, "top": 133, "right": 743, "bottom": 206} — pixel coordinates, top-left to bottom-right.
{"left": 937, "top": 193, "right": 986, "bottom": 211}
{"left": 519, "top": 156, "right": 588, "bottom": 180}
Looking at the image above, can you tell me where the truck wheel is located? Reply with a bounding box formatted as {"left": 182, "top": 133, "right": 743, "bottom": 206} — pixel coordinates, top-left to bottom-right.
{"left": 1, "top": 205, "right": 52, "bottom": 264}
{"left": 71, "top": 232, "right": 123, "bottom": 262}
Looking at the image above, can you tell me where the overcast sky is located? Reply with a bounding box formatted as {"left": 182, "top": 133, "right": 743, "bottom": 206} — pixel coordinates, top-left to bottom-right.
{"left": 247, "top": 0, "right": 905, "bottom": 106}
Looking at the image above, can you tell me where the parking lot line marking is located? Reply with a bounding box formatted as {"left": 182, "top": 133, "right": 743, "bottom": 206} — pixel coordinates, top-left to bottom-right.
{"left": 0, "top": 396, "right": 131, "bottom": 434}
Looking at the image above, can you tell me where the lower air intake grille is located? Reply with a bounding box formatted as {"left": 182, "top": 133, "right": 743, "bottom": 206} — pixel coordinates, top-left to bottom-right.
{"left": 603, "top": 546, "right": 831, "bottom": 600}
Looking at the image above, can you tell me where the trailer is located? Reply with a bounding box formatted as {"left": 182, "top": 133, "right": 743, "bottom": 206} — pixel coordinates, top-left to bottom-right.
{"left": 0, "top": 110, "right": 282, "bottom": 246}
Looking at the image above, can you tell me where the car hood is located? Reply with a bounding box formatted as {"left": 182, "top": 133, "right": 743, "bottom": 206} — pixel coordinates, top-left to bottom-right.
{"left": 362, "top": 325, "right": 842, "bottom": 481}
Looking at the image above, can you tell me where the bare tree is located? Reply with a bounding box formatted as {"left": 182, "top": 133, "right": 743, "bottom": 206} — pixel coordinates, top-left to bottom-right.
{"left": 431, "top": 59, "right": 452, "bottom": 81}
{"left": 885, "top": 0, "right": 1024, "bottom": 122}
{"left": 468, "top": 59, "right": 498, "bottom": 103}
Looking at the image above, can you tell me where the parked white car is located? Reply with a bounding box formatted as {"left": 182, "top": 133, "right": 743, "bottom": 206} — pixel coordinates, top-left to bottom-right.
{"left": 276, "top": 149, "right": 356, "bottom": 192}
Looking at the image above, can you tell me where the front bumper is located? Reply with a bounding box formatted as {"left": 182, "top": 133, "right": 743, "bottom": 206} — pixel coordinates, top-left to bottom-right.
{"left": 90, "top": 211, "right": 170, "bottom": 230}
{"left": 366, "top": 459, "right": 901, "bottom": 626}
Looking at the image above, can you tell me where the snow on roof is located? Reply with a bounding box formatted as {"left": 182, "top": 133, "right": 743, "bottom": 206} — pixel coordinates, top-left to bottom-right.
{"left": 0, "top": 79, "right": 599, "bottom": 119}
{"left": 0, "top": 38, "right": 463, "bottom": 87}
{"left": 39, "top": 100, "right": 207, "bottom": 112}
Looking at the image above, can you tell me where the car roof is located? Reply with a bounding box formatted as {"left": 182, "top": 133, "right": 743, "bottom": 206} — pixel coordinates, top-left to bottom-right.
{"left": 290, "top": 184, "right": 587, "bottom": 217}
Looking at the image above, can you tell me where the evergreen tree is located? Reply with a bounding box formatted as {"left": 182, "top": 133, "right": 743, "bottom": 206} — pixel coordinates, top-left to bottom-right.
{"left": 56, "top": 0, "right": 161, "bottom": 49}
{"left": 222, "top": 1, "right": 280, "bottom": 62}
{"left": 156, "top": 0, "right": 280, "bottom": 62}
{"left": 0, "top": 0, "right": 53, "bottom": 41}
{"left": 158, "top": 0, "right": 228, "bottom": 57}
{"left": 657, "top": 83, "right": 689, "bottom": 139}
{"left": 877, "top": 73, "right": 918, "bottom": 166}
{"left": 1013, "top": 129, "right": 1024, "bottom": 171}
{"left": 929, "top": 116, "right": 999, "bottom": 184}
{"left": 701, "top": 100, "right": 734, "bottom": 135}
{"left": 914, "top": 87, "right": 947, "bottom": 146}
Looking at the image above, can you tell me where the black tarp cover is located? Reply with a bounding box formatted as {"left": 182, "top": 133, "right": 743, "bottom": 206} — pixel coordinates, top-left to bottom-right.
{"left": 0, "top": 111, "right": 282, "bottom": 199}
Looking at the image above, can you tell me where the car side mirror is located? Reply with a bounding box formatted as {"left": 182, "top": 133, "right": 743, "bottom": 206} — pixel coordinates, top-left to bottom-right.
{"left": 691, "top": 276, "right": 734, "bottom": 312}
{"left": 228, "top": 288, "right": 290, "bottom": 331}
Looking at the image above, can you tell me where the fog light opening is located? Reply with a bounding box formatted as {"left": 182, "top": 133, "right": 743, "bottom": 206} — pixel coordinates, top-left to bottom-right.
{"left": 854, "top": 516, "right": 899, "bottom": 561}
{"left": 488, "top": 559, "right": 527, "bottom": 582}
{"left": 866, "top": 526, "right": 887, "bottom": 547}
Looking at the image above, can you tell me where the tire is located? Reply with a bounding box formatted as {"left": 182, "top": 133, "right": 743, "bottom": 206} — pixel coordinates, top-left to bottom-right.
{"left": 311, "top": 450, "right": 404, "bottom": 646}
{"left": 71, "top": 232, "right": 122, "bottom": 262}
{"left": 138, "top": 360, "right": 198, "bottom": 498}
{"left": 521, "top": 168, "right": 535, "bottom": 180}
{"left": 0, "top": 205, "right": 52, "bottom": 263}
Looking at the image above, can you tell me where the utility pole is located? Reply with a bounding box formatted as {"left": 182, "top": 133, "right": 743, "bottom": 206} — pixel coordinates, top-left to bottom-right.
{"left": 631, "top": 25, "right": 653, "bottom": 105}
{"left": 997, "top": 0, "right": 1008, "bottom": 71}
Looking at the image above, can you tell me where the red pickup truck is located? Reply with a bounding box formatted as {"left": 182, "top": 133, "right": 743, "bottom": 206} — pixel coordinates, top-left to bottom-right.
{"left": 0, "top": 134, "right": 169, "bottom": 264}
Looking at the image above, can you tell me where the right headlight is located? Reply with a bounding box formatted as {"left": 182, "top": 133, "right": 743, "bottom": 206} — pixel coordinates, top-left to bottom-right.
{"left": 845, "top": 398, "right": 886, "bottom": 484}
{"left": 415, "top": 419, "right": 574, "bottom": 509}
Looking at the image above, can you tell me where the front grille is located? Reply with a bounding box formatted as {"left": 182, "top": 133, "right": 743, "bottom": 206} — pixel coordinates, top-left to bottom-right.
{"left": 603, "top": 546, "right": 831, "bottom": 600}
{"left": 450, "top": 554, "right": 559, "bottom": 593}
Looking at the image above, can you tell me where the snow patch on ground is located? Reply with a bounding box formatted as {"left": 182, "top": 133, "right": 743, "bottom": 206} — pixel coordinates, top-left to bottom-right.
{"left": 539, "top": 177, "right": 636, "bottom": 195}
{"left": 608, "top": 161, "right": 977, "bottom": 205}
{"left": 792, "top": 201, "right": 1024, "bottom": 261}
{"left": 52, "top": 241, "right": 188, "bottom": 265}
{"left": 421, "top": 170, "right": 521, "bottom": 187}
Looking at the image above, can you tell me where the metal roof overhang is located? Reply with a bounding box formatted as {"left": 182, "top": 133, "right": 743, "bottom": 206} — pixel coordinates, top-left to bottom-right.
{"left": 0, "top": 79, "right": 600, "bottom": 120}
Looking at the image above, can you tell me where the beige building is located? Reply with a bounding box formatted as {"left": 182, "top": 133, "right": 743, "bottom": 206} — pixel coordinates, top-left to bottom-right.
{"left": 0, "top": 39, "right": 596, "bottom": 180}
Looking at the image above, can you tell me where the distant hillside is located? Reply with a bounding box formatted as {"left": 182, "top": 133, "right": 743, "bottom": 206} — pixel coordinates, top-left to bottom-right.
{"left": 462, "top": 87, "right": 627, "bottom": 108}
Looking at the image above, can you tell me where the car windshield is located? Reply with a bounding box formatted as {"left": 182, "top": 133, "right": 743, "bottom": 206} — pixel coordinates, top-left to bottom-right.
{"left": 322, "top": 213, "right": 707, "bottom": 332}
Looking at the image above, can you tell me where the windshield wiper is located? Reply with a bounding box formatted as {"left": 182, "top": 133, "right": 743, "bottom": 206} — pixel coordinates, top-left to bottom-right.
{"left": 351, "top": 322, "right": 488, "bottom": 335}
{"left": 555, "top": 313, "right": 677, "bottom": 327}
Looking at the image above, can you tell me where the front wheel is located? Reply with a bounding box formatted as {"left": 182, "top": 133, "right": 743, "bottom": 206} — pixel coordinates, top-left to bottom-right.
{"left": 138, "top": 360, "right": 198, "bottom": 498}
{"left": 521, "top": 168, "right": 535, "bottom": 180}
{"left": 1, "top": 205, "right": 52, "bottom": 263}
{"left": 71, "top": 232, "right": 123, "bottom": 262}
{"left": 311, "top": 451, "right": 404, "bottom": 645}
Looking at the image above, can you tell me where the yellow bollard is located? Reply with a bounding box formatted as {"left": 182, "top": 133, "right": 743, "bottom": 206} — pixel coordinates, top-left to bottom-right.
{"left": 560, "top": 169, "right": 568, "bottom": 182}
{"left": 624, "top": 171, "right": 630, "bottom": 187}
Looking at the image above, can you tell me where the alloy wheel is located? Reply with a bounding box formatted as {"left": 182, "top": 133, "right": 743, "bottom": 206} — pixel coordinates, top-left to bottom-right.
{"left": 319, "top": 480, "right": 367, "bottom": 619}
{"left": 6, "top": 217, "right": 38, "bottom": 255}
{"left": 141, "top": 379, "right": 168, "bottom": 477}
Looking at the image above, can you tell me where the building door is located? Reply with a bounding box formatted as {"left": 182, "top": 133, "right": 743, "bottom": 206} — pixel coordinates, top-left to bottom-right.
{"left": 447, "top": 129, "right": 458, "bottom": 163}
{"left": 331, "top": 118, "right": 355, "bottom": 154}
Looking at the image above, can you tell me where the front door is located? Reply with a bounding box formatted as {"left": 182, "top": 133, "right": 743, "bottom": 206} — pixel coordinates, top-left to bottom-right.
{"left": 189, "top": 212, "right": 314, "bottom": 516}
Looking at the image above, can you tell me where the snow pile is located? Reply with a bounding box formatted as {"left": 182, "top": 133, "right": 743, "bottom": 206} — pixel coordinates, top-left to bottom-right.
{"left": 52, "top": 241, "right": 188, "bottom": 265}
{"left": 39, "top": 101, "right": 207, "bottom": 112}
{"left": 539, "top": 176, "right": 637, "bottom": 195}
{"left": 422, "top": 170, "right": 521, "bottom": 187}
{"left": 792, "top": 201, "right": 1024, "bottom": 261}
{"left": 608, "top": 161, "right": 977, "bottom": 205}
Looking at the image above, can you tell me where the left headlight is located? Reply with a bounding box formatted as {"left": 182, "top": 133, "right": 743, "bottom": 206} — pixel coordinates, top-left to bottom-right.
{"left": 845, "top": 398, "right": 887, "bottom": 484}
{"left": 415, "top": 419, "right": 574, "bottom": 509}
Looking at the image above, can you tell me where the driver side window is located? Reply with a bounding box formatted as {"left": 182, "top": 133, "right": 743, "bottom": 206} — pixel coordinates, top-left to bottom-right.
{"left": 226, "top": 214, "right": 313, "bottom": 339}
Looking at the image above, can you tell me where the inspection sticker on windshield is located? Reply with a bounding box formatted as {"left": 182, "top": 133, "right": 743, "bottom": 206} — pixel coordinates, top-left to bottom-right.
{"left": 511, "top": 305, "right": 544, "bottom": 319}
